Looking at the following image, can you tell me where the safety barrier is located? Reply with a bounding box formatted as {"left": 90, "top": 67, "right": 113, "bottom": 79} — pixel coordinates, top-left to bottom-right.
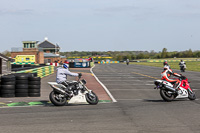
{"left": 15, "top": 65, "right": 55, "bottom": 78}
{"left": 0, "top": 74, "right": 41, "bottom": 98}
{"left": 46, "top": 63, "right": 59, "bottom": 66}
{"left": 98, "top": 61, "right": 119, "bottom": 64}
{"left": 147, "top": 59, "right": 198, "bottom": 62}
{"left": 11, "top": 62, "right": 35, "bottom": 65}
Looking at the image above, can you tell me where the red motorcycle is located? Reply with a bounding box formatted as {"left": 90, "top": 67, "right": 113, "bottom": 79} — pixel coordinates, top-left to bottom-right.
{"left": 154, "top": 75, "right": 196, "bottom": 102}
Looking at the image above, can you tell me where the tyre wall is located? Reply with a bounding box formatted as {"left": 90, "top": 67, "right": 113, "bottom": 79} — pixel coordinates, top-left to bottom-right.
{"left": 0, "top": 75, "right": 16, "bottom": 97}
{"left": 0, "top": 74, "right": 41, "bottom": 97}
{"left": 0, "top": 66, "right": 53, "bottom": 97}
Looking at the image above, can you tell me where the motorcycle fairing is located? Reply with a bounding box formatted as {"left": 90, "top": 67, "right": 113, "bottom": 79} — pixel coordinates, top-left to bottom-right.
{"left": 176, "top": 87, "right": 188, "bottom": 98}
{"left": 154, "top": 80, "right": 189, "bottom": 99}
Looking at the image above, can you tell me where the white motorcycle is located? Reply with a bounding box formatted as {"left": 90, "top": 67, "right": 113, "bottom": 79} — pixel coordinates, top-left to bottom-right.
{"left": 154, "top": 75, "right": 196, "bottom": 102}
{"left": 48, "top": 76, "right": 99, "bottom": 106}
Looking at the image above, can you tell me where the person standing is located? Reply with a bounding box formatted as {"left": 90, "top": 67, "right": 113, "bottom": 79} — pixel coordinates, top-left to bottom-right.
{"left": 126, "top": 59, "right": 129, "bottom": 65}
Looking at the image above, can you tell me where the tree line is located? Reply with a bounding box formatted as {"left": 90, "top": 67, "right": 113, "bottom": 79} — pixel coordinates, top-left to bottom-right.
{"left": 2, "top": 48, "right": 200, "bottom": 61}
{"left": 60, "top": 48, "right": 200, "bottom": 61}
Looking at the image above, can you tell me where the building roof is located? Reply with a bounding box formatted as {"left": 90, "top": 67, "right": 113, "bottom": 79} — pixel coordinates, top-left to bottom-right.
{"left": 60, "top": 56, "right": 66, "bottom": 58}
{"left": 0, "top": 53, "right": 11, "bottom": 61}
{"left": 44, "top": 53, "right": 60, "bottom": 57}
{"left": 38, "top": 40, "right": 60, "bottom": 48}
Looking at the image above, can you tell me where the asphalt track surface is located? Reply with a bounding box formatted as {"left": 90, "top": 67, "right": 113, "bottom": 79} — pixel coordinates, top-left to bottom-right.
{"left": 0, "top": 63, "right": 200, "bottom": 133}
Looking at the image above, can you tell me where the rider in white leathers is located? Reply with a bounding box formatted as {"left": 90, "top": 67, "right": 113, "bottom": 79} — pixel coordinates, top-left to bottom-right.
{"left": 56, "top": 63, "right": 82, "bottom": 95}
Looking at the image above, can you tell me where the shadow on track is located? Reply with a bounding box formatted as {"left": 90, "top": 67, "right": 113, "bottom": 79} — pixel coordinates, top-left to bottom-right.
{"left": 143, "top": 99, "right": 165, "bottom": 102}
{"left": 143, "top": 99, "right": 193, "bottom": 102}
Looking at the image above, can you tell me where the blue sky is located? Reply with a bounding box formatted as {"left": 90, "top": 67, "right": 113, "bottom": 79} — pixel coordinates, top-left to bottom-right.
{"left": 1, "top": 0, "right": 200, "bottom": 52}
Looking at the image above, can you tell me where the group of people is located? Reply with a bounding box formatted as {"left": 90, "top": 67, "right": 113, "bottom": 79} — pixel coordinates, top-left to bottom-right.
{"left": 56, "top": 59, "right": 187, "bottom": 96}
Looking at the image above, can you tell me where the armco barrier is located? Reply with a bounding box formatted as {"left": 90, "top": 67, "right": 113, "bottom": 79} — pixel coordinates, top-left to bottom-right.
{"left": 147, "top": 59, "right": 199, "bottom": 62}
{"left": 74, "top": 62, "right": 90, "bottom": 68}
{"left": 98, "top": 61, "right": 119, "bottom": 64}
{"left": 46, "top": 63, "right": 59, "bottom": 66}
{"left": 15, "top": 65, "right": 54, "bottom": 78}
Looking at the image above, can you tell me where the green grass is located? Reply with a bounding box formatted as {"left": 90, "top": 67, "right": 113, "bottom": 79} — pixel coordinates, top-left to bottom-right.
{"left": 129, "top": 61, "right": 200, "bottom": 72}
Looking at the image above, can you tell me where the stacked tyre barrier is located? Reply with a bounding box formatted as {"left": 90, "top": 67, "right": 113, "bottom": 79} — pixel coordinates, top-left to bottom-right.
{"left": 28, "top": 77, "right": 41, "bottom": 97}
{"left": 15, "top": 74, "right": 29, "bottom": 97}
{"left": 0, "top": 73, "right": 41, "bottom": 98}
{"left": 16, "top": 65, "right": 54, "bottom": 79}
{"left": 0, "top": 75, "right": 16, "bottom": 97}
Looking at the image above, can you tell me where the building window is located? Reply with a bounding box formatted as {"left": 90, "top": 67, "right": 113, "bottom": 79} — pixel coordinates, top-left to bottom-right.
{"left": 50, "top": 50, "right": 55, "bottom": 53}
{"left": 30, "top": 43, "right": 35, "bottom": 48}
{"left": 24, "top": 43, "right": 28, "bottom": 48}
{"left": 24, "top": 43, "right": 30, "bottom": 48}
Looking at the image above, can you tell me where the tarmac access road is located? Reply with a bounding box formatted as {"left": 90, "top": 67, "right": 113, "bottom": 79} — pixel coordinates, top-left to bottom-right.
{"left": 0, "top": 63, "right": 200, "bottom": 133}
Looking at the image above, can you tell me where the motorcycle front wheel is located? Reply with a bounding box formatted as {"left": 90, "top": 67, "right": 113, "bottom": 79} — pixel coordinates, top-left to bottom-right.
{"left": 160, "top": 89, "right": 175, "bottom": 102}
{"left": 49, "top": 91, "right": 67, "bottom": 106}
{"left": 85, "top": 91, "right": 99, "bottom": 105}
{"left": 188, "top": 89, "right": 196, "bottom": 100}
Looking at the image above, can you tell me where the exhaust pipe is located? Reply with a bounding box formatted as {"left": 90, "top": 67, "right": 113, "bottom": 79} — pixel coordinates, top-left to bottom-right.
{"left": 52, "top": 85, "right": 66, "bottom": 95}
{"left": 164, "top": 85, "right": 176, "bottom": 92}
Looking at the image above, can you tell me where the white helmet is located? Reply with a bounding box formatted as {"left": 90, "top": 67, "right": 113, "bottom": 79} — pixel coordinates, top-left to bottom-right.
{"left": 62, "top": 63, "right": 69, "bottom": 69}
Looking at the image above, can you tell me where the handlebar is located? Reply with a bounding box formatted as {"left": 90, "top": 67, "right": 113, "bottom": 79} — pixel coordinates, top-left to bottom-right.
{"left": 78, "top": 73, "right": 82, "bottom": 79}
{"left": 180, "top": 75, "right": 187, "bottom": 80}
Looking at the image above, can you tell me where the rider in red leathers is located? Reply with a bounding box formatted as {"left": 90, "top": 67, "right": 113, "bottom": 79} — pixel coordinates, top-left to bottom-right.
{"left": 161, "top": 65, "right": 181, "bottom": 92}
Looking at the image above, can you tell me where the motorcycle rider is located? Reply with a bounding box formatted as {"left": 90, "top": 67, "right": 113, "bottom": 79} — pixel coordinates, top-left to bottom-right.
{"left": 56, "top": 63, "right": 82, "bottom": 96}
{"left": 163, "top": 60, "right": 170, "bottom": 68}
{"left": 126, "top": 59, "right": 129, "bottom": 65}
{"left": 161, "top": 65, "right": 182, "bottom": 93}
{"left": 179, "top": 60, "right": 186, "bottom": 72}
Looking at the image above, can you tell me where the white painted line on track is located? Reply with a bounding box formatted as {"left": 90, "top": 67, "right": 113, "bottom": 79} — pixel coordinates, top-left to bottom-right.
{"left": 117, "top": 99, "right": 199, "bottom": 101}
{"left": 146, "top": 81, "right": 155, "bottom": 82}
{"left": 97, "top": 74, "right": 132, "bottom": 76}
{"left": 90, "top": 65, "right": 117, "bottom": 102}
{"left": 145, "top": 84, "right": 154, "bottom": 85}
{"left": 104, "top": 84, "right": 154, "bottom": 86}
{"left": 99, "top": 80, "right": 141, "bottom": 82}
{"left": 110, "top": 89, "right": 155, "bottom": 91}
{"left": 97, "top": 77, "right": 145, "bottom": 79}
{"left": 117, "top": 99, "right": 144, "bottom": 101}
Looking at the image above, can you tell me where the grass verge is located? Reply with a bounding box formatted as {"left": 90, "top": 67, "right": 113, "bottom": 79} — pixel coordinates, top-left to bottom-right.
{"left": 129, "top": 61, "right": 200, "bottom": 72}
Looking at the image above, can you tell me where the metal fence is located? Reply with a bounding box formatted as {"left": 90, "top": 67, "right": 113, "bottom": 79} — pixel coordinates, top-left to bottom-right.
{"left": 11, "top": 47, "right": 23, "bottom": 52}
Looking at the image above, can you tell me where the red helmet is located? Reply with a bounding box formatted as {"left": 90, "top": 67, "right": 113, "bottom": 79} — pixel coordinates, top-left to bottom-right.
{"left": 163, "top": 61, "right": 168, "bottom": 66}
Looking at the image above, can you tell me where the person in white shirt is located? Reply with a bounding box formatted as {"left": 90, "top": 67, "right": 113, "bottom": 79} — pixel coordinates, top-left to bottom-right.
{"left": 56, "top": 63, "right": 82, "bottom": 95}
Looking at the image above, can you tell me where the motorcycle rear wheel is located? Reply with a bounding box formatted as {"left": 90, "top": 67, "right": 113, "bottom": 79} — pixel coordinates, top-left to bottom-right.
{"left": 49, "top": 91, "right": 67, "bottom": 106}
{"left": 160, "top": 89, "right": 175, "bottom": 102}
{"left": 85, "top": 91, "right": 99, "bottom": 105}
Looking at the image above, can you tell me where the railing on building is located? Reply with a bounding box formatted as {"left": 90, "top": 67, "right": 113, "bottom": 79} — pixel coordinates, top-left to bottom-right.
{"left": 11, "top": 47, "right": 23, "bottom": 52}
